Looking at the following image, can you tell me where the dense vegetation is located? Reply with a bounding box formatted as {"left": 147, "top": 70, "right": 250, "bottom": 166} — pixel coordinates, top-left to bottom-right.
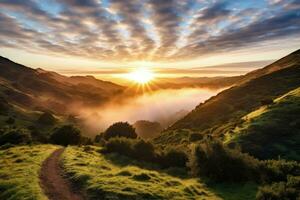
{"left": 0, "top": 145, "right": 58, "bottom": 200}
{"left": 102, "top": 137, "right": 188, "bottom": 169}
{"left": 103, "top": 122, "right": 137, "bottom": 140}
{"left": 50, "top": 125, "right": 83, "bottom": 146}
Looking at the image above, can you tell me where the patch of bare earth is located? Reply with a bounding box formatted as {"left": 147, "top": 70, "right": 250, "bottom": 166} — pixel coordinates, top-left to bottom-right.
{"left": 40, "top": 148, "right": 85, "bottom": 200}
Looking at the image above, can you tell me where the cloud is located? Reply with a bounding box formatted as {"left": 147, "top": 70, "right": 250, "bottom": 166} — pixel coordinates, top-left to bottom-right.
{"left": 0, "top": 0, "right": 299, "bottom": 62}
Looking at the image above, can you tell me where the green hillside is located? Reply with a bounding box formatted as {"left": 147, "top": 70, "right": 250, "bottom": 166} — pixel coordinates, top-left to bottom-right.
{"left": 227, "top": 87, "right": 300, "bottom": 161}
{"left": 154, "top": 49, "right": 300, "bottom": 148}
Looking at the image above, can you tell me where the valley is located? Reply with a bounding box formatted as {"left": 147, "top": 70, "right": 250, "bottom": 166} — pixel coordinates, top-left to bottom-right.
{"left": 0, "top": 50, "right": 300, "bottom": 200}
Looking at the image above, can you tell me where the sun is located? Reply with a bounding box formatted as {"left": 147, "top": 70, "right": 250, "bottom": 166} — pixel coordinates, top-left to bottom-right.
{"left": 127, "top": 67, "right": 155, "bottom": 84}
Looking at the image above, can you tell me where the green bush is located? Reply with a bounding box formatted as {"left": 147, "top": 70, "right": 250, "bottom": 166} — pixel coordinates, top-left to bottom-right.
{"left": 159, "top": 148, "right": 188, "bottom": 168}
{"left": 5, "top": 117, "right": 15, "bottom": 125}
{"left": 103, "top": 122, "right": 137, "bottom": 140}
{"left": 50, "top": 125, "right": 82, "bottom": 146}
{"left": 189, "top": 133, "right": 203, "bottom": 142}
{"left": 94, "top": 133, "right": 104, "bottom": 143}
{"left": 189, "top": 140, "right": 260, "bottom": 182}
{"left": 102, "top": 137, "right": 134, "bottom": 156}
{"left": 256, "top": 176, "right": 300, "bottom": 200}
{"left": 0, "top": 128, "right": 32, "bottom": 145}
{"left": 132, "top": 140, "right": 156, "bottom": 162}
{"left": 260, "top": 160, "right": 300, "bottom": 183}
{"left": 102, "top": 138, "right": 188, "bottom": 169}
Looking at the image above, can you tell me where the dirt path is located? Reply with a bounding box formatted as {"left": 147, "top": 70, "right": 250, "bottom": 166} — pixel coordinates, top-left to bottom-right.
{"left": 40, "top": 148, "right": 85, "bottom": 200}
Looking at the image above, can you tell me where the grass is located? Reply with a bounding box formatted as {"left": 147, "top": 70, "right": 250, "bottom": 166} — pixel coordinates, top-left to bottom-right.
{"left": 62, "top": 146, "right": 222, "bottom": 200}
{"left": 208, "top": 182, "right": 258, "bottom": 200}
{"left": 227, "top": 87, "right": 300, "bottom": 160}
{"left": 0, "top": 144, "right": 59, "bottom": 200}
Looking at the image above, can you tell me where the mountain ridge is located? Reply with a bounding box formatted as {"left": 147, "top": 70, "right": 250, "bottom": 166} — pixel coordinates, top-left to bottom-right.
{"left": 155, "top": 49, "right": 300, "bottom": 149}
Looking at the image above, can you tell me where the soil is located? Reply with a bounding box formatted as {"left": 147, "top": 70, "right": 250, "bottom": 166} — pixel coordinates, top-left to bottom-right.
{"left": 39, "top": 148, "right": 85, "bottom": 200}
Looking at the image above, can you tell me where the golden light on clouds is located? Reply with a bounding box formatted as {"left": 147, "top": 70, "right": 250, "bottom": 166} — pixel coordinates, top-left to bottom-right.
{"left": 126, "top": 67, "right": 155, "bottom": 84}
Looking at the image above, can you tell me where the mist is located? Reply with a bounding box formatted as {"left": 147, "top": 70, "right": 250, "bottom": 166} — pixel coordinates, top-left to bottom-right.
{"left": 76, "top": 87, "right": 222, "bottom": 135}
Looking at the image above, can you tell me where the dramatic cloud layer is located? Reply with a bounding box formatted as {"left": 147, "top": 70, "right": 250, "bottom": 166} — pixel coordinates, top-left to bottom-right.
{"left": 0, "top": 0, "right": 299, "bottom": 62}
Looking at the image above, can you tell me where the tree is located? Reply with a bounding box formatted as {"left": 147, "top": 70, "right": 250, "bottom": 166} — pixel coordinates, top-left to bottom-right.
{"left": 103, "top": 122, "right": 137, "bottom": 140}
{"left": 50, "top": 125, "right": 82, "bottom": 146}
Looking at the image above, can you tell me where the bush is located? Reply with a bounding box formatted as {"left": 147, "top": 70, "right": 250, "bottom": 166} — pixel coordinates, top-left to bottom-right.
{"left": 102, "top": 137, "right": 134, "bottom": 156}
{"left": 5, "top": 117, "right": 15, "bottom": 125}
{"left": 159, "top": 148, "right": 188, "bottom": 168}
{"left": 132, "top": 140, "right": 156, "bottom": 162}
{"left": 94, "top": 133, "right": 104, "bottom": 143}
{"left": 50, "top": 125, "right": 82, "bottom": 146}
{"left": 189, "top": 133, "right": 203, "bottom": 142}
{"left": 0, "top": 129, "right": 31, "bottom": 145}
{"left": 103, "top": 122, "right": 137, "bottom": 140}
{"left": 189, "top": 140, "right": 260, "bottom": 182}
{"left": 256, "top": 176, "right": 300, "bottom": 200}
{"left": 260, "top": 159, "right": 300, "bottom": 183}
{"left": 102, "top": 138, "right": 188, "bottom": 169}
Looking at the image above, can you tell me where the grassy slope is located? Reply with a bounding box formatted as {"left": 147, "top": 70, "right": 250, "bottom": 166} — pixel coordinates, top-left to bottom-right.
{"left": 227, "top": 87, "right": 300, "bottom": 160}
{"left": 62, "top": 146, "right": 222, "bottom": 200}
{"left": 155, "top": 60, "right": 300, "bottom": 147}
{"left": 0, "top": 145, "right": 59, "bottom": 200}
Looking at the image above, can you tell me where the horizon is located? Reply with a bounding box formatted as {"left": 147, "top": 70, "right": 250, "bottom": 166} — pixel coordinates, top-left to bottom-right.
{"left": 0, "top": 0, "right": 300, "bottom": 83}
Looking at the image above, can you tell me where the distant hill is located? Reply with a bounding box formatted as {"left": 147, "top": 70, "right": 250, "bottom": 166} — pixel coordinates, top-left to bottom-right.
{"left": 154, "top": 49, "right": 300, "bottom": 148}
{"left": 152, "top": 76, "right": 242, "bottom": 90}
{"left": 0, "top": 56, "right": 125, "bottom": 136}
{"left": 0, "top": 56, "right": 124, "bottom": 114}
{"left": 133, "top": 120, "right": 163, "bottom": 139}
{"left": 227, "top": 87, "right": 300, "bottom": 161}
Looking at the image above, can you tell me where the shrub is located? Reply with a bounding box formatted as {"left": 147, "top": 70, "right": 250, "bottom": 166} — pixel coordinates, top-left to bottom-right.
{"left": 102, "top": 137, "right": 134, "bottom": 156}
{"left": 189, "top": 133, "right": 203, "bottom": 142}
{"left": 5, "top": 117, "right": 15, "bottom": 125}
{"left": 132, "top": 140, "right": 155, "bottom": 162}
{"left": 50, "top": 125, "right": 82, "bottom": 146}
{"left": 81, "top": 136, "right": 93, "bottom": 145}
{"left": 0, "top": 128, "right": 32, "bottom": 145}
{"left": 260, "top": 159, "right": 300, "bottom": 183}
{"left": 189, "top": 140, "right": 260, "bottom": 182}
{"left": 256, "top": 176, "right": 300, "bottom": 200}
{"left": 29, "top": 127, "right": 49, "bottom": 143}
{"left": 159, "top": 148, "right": 188, "bottom": 168}
{"left": 103, "top": 122, "right": 137, "bottom": 140}
{"left": 94, "top": 133, "right": 104, "bottom": 143}
{"left": 102, "top": 138, "right": 188, "bottom": 169}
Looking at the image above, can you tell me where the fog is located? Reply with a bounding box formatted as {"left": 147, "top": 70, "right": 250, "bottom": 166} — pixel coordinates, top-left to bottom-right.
{"left": 78, "top": 88, "right": 222, "bottom": 135}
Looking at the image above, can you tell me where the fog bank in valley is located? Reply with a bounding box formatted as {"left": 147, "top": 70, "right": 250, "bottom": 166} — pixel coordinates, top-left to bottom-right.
{"left": 77, "top": 88, "right": 222, "bottom": 135}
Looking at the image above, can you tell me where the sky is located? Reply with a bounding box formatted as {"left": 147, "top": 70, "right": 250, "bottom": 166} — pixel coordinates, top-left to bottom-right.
{"left": 0, "top": 0, "right": 300, "bottom": 79}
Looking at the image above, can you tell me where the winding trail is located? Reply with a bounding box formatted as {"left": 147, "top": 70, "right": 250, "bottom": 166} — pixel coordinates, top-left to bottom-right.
{"left": 39, "top": 148, "right": 85, "bottom": 200}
